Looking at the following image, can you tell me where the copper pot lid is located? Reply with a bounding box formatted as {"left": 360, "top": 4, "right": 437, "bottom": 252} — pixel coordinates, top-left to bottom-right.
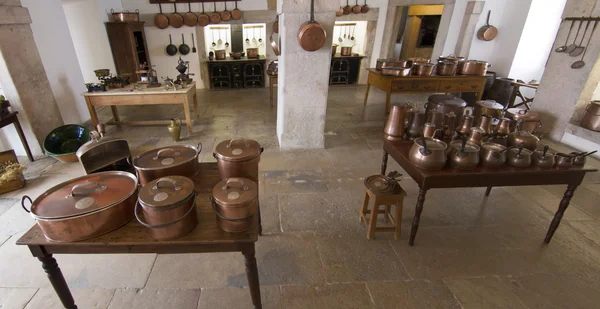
{"left": 450, "top": 140, "right": 480, "bottom": 153}
{"left": 507, "top": 108, "right": 540, "bottom": 120}
{"left": 138, "top": 176, "right": 195, "bottom": 208}
{"left": 214, "top": 139, "right": 262, "bottom": 162}
{"left": 427, "top": 95, "right": 467, "bottom": 107}
{"left": 475, "top": 100, "right": 503, "bottom": 110}
{"left": 212, "top": 177, "right": 257, "bottom": 207}
{"left": 364, "top": 174, "right": 400, "bottom": 194}
{"left": 28, "top": 171, "right": 137, "bottom": 219}
{"left": 481, "top": 142, "right": 506, "bottom": 152}
{"left": 415, "top": 138, "right": 447, "bottom": 150}
{"left": 133, "top": 144, "right": 200, "bottom": 170}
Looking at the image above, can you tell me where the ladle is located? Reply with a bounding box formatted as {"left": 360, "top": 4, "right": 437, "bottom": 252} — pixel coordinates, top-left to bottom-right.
{"left": 252, "top": 28, "right": 257, "bottom": 44}
{"left": 555, "top": 20, "right": 575, "bottom": 52}
{"left": 217, "top": 29, "right": 223, "bottom": 46}
{"left": 565, "top": 20, "right": 584, "bottom": 53}
{"left": 245, "top": 28, "right": 250, "bottom": 44}
{"left": 211, "top": 30, "right": 216, "bottom": 47}
{"left": 225, "top": 30, "right": 230, "bottom": 48}
{"left": 569, "top": 19, "right": 591, "bottom": 56}
{"left": 571, "top": 21, "right": 597, "bottom": 69}
{"left": 351, "top": 25, "right": 356, "bottom": 41}
{"left": 338, "top": 25, "right": 343, "bottom": 43}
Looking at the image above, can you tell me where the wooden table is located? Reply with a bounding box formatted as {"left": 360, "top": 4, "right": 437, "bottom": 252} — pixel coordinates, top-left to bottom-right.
{"left": 82, "top": 82, "right": 199, "bottom": 134}
{"left": 268, "top": 74, "right": 277, "bottom": 107}
{"left": 363, "top": 69, "right": 487, "bottom": 112}
{"left": 380, "top": 140, "right": 598, "bottom": 246}
{"left": 0, "top": 111, "right": 34, "bottom": 162}
{"left": 16, "top": 163, "right": 263, "bottom": 309}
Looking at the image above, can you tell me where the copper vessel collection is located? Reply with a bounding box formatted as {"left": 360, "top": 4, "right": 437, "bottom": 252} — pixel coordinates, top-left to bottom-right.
{"left": 22, "top": 131, "right": 263, "bottom": 242}
{"left": 376, "top": 55, "right": 489, "bottom": 77}
{"left": 386, "top": 96, "right": 596, "bottom": 171}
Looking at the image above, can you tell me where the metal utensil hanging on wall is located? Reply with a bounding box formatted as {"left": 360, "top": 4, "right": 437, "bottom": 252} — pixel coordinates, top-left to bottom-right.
{"left": 166, "top": 34, "right": 178, "bottom": 56}
{"left": 179, "top": 33, "right": 190, "bottom": 55}
{"left": 191, "top": 33, "right": 197, "bottom": 53}
{"left": 258, "top": 27, "right": 263, "bottom": 43}
{"left": 351, "top": 25, "right": 356, "bottom": 41}
{"left": 245, "top": 28, "right": 250, "bottom": 43}
{"left": 212, "top": 30, "right": 216, "bottom": 47}
{"left": 225, "top": 29, "right": 230, "bottom": 48}
{"left": 338, "top": 25, "right": 343, "bottom": 42}
{"left": 555, "top": 20, "right": 575, "bottom": 52}
{"left": 252, "top": 28, "right": 258, "bottom": 44}
{"left": 218, "top": 29, "right": 223, "bottom": 46}
{"left": 572, "top": 20, "right": 598, "bottom": 69}
{"left": 570, "top": 19, "right": 591, "bottom": 56}
{"left": 565, "top": 20, "right": 584, "bottom": 53}
{"left": 155, "top": 1, "right": 169, "bottom": 29}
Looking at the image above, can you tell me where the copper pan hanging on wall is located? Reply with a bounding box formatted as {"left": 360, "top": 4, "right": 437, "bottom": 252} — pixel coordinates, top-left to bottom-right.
{"left": 298, "top": 0, "right": 326, "bottom": 52}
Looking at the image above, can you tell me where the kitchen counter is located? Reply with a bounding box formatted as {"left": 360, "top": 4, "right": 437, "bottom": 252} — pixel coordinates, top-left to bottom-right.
{"left": 332, "top": 54, "right": 366, "bottom": 59}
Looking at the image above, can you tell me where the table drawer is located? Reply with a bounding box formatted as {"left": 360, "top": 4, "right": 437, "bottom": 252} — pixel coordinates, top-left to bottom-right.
{"left": 391, "top": 80, "right": 438, "bottom": 92}
{"left": 439, "top": 79, "right": 482, "bottom": 92}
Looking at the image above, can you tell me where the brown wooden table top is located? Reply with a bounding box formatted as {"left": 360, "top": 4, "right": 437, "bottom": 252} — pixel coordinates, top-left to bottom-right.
{"left": 16, "top": 163, "right": 258, "bottom": 252}
{"left": 384, "top": 140, "right": 598, "bottom": 190}
{"left": 367, "top": 68, "right": 488, "bottom": 79}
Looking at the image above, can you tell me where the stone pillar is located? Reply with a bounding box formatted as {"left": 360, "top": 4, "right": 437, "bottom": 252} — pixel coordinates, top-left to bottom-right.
{"left": 0, "top": 0, "right": 64, "bottom": 156}
{"left": 276, "top": 0, "right": 337, "bottom": 149}
{"left": 454, "top": 1, "right": 484, "bottom": 58}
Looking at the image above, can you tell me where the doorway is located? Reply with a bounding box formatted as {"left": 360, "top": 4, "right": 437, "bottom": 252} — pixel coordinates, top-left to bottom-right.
{"left": 395, "top": 5, "right": 444, "bottom": 60}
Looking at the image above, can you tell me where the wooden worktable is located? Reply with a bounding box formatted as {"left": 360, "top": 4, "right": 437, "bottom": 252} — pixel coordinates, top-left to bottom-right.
{"left": 17, "top": 163, "right": 263, "bottom": 309}
{"left": 363, "top": 69, "right": 487, "bottom": 112}
{"left": 82, "top": 82, "right": 199, "bottom": 134}
{"left": 380, "top": 140, "right": 598, "bottom": 246}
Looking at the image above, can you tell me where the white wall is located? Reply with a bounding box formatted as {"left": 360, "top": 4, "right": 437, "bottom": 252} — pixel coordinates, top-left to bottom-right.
{"left": 333, "top": 21, "right": 368, "bottom": 55}
{"left": 62, "top": 0, "right": 120, "bottom": 83}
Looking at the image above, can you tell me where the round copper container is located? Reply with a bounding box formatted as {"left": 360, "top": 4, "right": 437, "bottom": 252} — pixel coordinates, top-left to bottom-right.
{"left": 506, "top": 108, "right": 541, "bottom": 133}
{"left": 22, "top": 171, "right": 138, "bottom": 242}
{"left": 133, "top": 144, "right": 202, "bottom": 185}
{"left": 364, "top": 175, "right": 400, "bottom": 195}
{"left": 136, "top": 176, "right": 197, "bottom": 240}
{"left": 212, "top": 177, "right": 258, "bottom": 233}
{"left": 214, "top": 139, "right": 262, "bottom": 182}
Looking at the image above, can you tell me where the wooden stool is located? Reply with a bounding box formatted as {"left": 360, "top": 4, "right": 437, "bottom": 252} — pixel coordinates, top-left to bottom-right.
{"left": 359, "top": 186, "right": 406, "bottom": 240}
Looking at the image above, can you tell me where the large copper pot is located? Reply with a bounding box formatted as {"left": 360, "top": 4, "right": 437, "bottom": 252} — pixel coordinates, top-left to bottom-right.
{"left": 581, "top": 101, "right": 600, "bottom": 131}
{"left": 212, "top": 177, "right": 258, "bottom": 232}
{"left": 506, "top": 108, "right": 541, "bottom": 133}
{"left": 214, "top": 139, "right": 263, "bottom": 182}
{"left": 426, "top": 95, "right": 467, "bottom": 126}
{"left": 409, "top": 137, "right": 447, "bottom": 170}
{"left": 473, "top": 100, "right": 504, "bottom": 123}
{"left": 384, "top": 103, "right": 412, "bottom": 141}
{"left": 457, "top": 60, "right": 490, "bottom": 75}
{"left": 133, "top": 143, "right": 202, "bottom": 186}
{"left": 412, "top": 63, "right": 435, "bottom": 76}
{"left": 436, "top": 61, "right": 457, "bottom": 76}
{"left": 448, "top": 138, "right": 480, "bottom": 170}
{"left": 21, "top": 171, "right": 138, "bottom": 242}
{"left": 135, "top": 176, "right": 197, "bottom": 240}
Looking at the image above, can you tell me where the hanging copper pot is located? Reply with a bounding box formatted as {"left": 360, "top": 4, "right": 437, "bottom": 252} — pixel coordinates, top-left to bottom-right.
{"left": 298, "top": 0, "right": 326, "bottom": 52}
{"left": 211, "top": 177, "right": 258, "bottom": 232}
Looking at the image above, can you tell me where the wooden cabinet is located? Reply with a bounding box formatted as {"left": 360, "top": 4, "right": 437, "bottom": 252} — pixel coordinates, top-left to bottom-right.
{"left": 105, "top": 22, "right": 149, "bottom": 82}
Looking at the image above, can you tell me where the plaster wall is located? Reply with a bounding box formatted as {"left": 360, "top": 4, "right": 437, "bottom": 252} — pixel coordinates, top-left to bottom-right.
{"left": 62, "top": 0, "right": 120, "bottom": 84}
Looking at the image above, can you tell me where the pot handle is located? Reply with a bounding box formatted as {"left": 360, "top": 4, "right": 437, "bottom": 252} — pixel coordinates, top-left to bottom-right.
{"left": 210, "top": 197, "right": 253, "bottom": 222}
{"left": 68, "top": 182, "right": 107, "bottom": 197}
{"left": 153, "top": 177, "right": 182, "bottom": 191}
{"left": 153, "top": 148, "right": 177, "bottom": 160}
{"left": 135, "top": 194, "right": 197, "bottom": 229}
{"left": 21, "top": 195, "right": 32, "bottom": 213}
{"left": 227, "top": 138, "right": 250, "bottom": 148}
{"left": 223, "top": 177, "right": 250, "bottom": 190}
{"left": 196, "top": 142, "right": 203, "bottom": 162}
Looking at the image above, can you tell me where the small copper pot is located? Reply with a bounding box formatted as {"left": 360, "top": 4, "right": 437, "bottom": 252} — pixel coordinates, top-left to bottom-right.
{"left": 341, "top": 46, "right": 354, "bottom": 56}
{"left": 412, "top": 63, "right": 435, "bottom": 76}
{"left": 480, "top": 142, "right": 507, "bottom": 168}
{"left": 215, "top": 49, "right": 226, "bottom": 60}
{"left": 246, "top": 48, "right": 259, "bottom": 59}
{"left": 436, "top": 62, "right": 457, "bottom": 76}
{"left": 212, "top": 177, "right": 258, "bottom": 232}
{"left": 555, "top": 153, "right": 574, "bottom": 168}
{"left": 133, "top": 143, "right": 202, "bottom": 186}
{"left": 533, "top": 146, "right": 555, "bottom": 169}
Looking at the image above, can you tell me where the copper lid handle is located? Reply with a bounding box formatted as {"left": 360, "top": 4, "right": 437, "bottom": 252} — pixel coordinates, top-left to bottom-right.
{"left": 67, "top": 181, "right": 107, "bottom": 198}
{"left": 153, "top": 148, "right": 178, "bottom": 160}
{"left": 227, "top": 138, "right": 250, "bottom": 148}
{"left": 153, "top": 177, "right": 182, "bottom": 191}
{"left": 222, "top": 177, "right": 249, "bottom": 191}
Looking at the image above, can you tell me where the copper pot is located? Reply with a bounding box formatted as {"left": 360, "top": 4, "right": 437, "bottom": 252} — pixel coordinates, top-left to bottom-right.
{"left": 426, "top": 95, "right": 467, "bottom": 127}
{"left": 477, "top": 114, "right": 494, "bottom": 135}
{"left": 409, "top": 137, "right": 447, "bottom": 170}
{"left": 506, "top": 109, "right": 541, "bottom": 133}
{"left": 457, "top": 60, "right": 490, "bottom": 75}
{"left": 495, "top": 118, "right": 512, "bottom": 135}
{"left": 212, "top": 177, "right": 258, "bottom": 232}
{"left": 436, "top": 61, "right": 457, "bottom": 76}
{"left": 448, "top": 138, "right": 480, "bottom": 170}
{"left": 133, "top": 143, "right": 202, "bottom": 186}
{"left": 341, "top": 46, "right": 354, "bottom": 56}
{"left": 376, "top": 58, "right": 393, "bottom": 70}
{"left": 473, "top": 100, "right": 504, "bottom": 122}
{"left": 384, "top": 103, "right": 412, "bottom": 141}
{"left": 214, "top": 139, "right": 263, "bottom": 182}
{"left": 21, "top": 171, "right": 138, "bottom": 242}
{"left": 423, "top": 123, "right": 441, "bottom": 139}
{"left": 581, "top": 101, "right": 600, "bottom": 131}
{"left": 246, "top": 47, "right": 259, "bottom": 59}
{"left": 507, "top": 121, "right": 541, "bottom": 151}
{"left": 533, "top": 145, "right": 555, "bottom": 169}
{"left": 437, "top": 55, "right": 465, "bottom": 64}
{"left": 412, "top": 63, "right": 435, "bottom": 76}
{"left": 507, "top": 144, "right": 532, "bottom": 168}
{"left": 467, "top": 127, "right": 486, "bottom": 145}
{"left": 381, "top": 67, "right": 411, "bottom": 77}
{"left": 555, "top": 153, "right": 574, "bottom": 168}
{"left": 135, "top": 176, "right": 197, "bottom": 240}
{"left": 214, "top": 49, "right": 226, "bottom": 60}
{"left": 480, "top": 142, "right": 507, "bottom": 168}
{"left": 426, "top": 110, "right": 445, "bottom": 130}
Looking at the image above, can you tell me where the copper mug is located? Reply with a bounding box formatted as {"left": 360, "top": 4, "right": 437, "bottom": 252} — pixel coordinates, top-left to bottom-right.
{"left": 384, "top": 103, "right": 413, "bottom": 141}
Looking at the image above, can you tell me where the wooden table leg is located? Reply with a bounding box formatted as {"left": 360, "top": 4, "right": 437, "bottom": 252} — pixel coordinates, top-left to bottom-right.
{"left": 193, "top": 93, "right": 199, "bottom": 118}
{"left": 409, "top": 189, "right": 428, "bottom": 246}
{"left": 243, "top": 244, "right": 262, "bottom": 309}
{"left": 38, "top": 253, "right": 78, "bottom": 309}
{"left": 110, "top": 106, "right": 120, "bottom": 123}
{"left": 257, "top": 202, "right": 263, "bottom": 236}
{"left": 13, "top": 119, "right": 34, "bottom": 162}
{"left": 485, "top": 186, "right": 492, "bottom": 196}
{"left": 385, "top": 91, "right": 392, "bottom": 113}
{"left": 182, "top": 96, "right": 193, "bottom": 134}
{"left": 544, "top": 185, "right": 577, "bottom": 244}
{"left": 84, "top": 96, "right": 99, "bottom": 127}
{"left": 381, "top": 150, "right": 388, "bottom": 175}
{"left": 363, "top": 83, "right": 371, "bottom": 106}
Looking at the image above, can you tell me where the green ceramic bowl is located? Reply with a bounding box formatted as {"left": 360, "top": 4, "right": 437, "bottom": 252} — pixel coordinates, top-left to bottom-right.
{"left": 43, "top": 125, "right": 91, "bottom": 162}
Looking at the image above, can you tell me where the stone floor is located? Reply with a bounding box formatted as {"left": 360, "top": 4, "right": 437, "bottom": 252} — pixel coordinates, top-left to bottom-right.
{"left": 1, "top": 85, "right": 600, "bottom": 309}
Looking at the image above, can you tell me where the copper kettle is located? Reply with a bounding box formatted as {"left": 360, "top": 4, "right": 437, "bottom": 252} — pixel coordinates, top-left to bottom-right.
{"left": 407, "top": 108, "right": 425, "bottom": 139}
{"left": 507, "top": 120, "right": 542, "bottom": 151}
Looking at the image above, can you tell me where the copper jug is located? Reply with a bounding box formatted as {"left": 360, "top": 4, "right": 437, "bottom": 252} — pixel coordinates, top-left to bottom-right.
{"left": 423, "top": 123, "right": 437, "bottom": 138}
{"left": 443, "top": 112, "right": 457, "bottom": 138}
{"left": 407, "top": 110, "right": 425, "bottom": 139}
{"left": 477, "top": 114, "right": 493, "bottom": 135}
{"left": 457, "top": 113, "right": 474, "bottom": 135}
{"left": 467, "top": 127, "right": 486, "bottom": 145}
{"left": 384, "top": 103, "right": 412, "bottom": 141}
{"left": 168, "top": 118, "right": 182, "bottom": 141}
{"left": 495, "top": 118, "right": 512, "bottom": 135}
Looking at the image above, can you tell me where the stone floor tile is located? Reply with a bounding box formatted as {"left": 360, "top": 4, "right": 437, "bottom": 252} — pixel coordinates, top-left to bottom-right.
{"left": 325, "top": 149, "right": 382, "bottom": 171}
{"left": 280, "top": 150, "right": 334, "bottom": 170}
{"left": 278, "top": 192, "right": 357, "bottom": 232}
{"left": 0, "top": 197, "right": 18, "bottom": 217}
{"left": 444, "top": 277, "right": 528, "bottom": 309}
{"left": 542, "top": 184, "right": 600, "bottom": 219}
{"left": 107, "top": 288, "right": 200, "bottom": 309}
{"left": 366, "top": 280, "right": 461, "bottom": 309}
{"left": 510, "top": 273, "right": 600, "bottom": 309}
{"left": 145, "top": 253, "right": 245, "bottom": 289}
{"left": 504, "top": 186, "right": 595, "bottom": 221}
{"left": 569, "top": 220, "right": 600, "bottom": 247}
{"left": 259, "top": 152, "right": 288, "bottom": 171}
{"left": 197, "top": 286, "right": 282, "bottom": 309}
{"left": 21, "top": 156, "right": 56, "bottom": 180}
{"left": 58, "top": 254, "right": 157, "bottom": 289}
{"left": 0, "top": 202, "right": 37, "bottom": 243}
{"left": 25, "top": 288, "right": 115, "bottom": 309}
{"left": 0, "top": 287, "right": 37, "bottom": 309}
{"left": 315, "top": 230, "right": 409, "bottom": 283}
{"left": 260, "top": 195, "right": 281, "bottom": 234}
{"left": 254, "top": 232, "right": 325, "bottom": 285}
{"left": 263, "top": 170, "right": 328, "bottom": 195}
{"left": 281, "top": 283, "right": 375, "bottom": 309}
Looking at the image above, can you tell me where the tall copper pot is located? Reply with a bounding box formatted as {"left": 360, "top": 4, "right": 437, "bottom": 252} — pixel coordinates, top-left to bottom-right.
{"left": 212, "top": 177, "right": 258, "bottom": 232}
{"left": 384, "top": 103, "right": 412, "bottom": 141}
{"left": 133, "top": 143, "right": 202, "bottom": 185}
{"left": 214, "top": 139, "right": 263, "bottom": 182}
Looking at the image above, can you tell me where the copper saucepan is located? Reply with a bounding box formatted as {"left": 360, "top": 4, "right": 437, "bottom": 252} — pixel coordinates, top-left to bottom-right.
{"left": 298, "top": 0, "right": 326, "bottom": 52}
